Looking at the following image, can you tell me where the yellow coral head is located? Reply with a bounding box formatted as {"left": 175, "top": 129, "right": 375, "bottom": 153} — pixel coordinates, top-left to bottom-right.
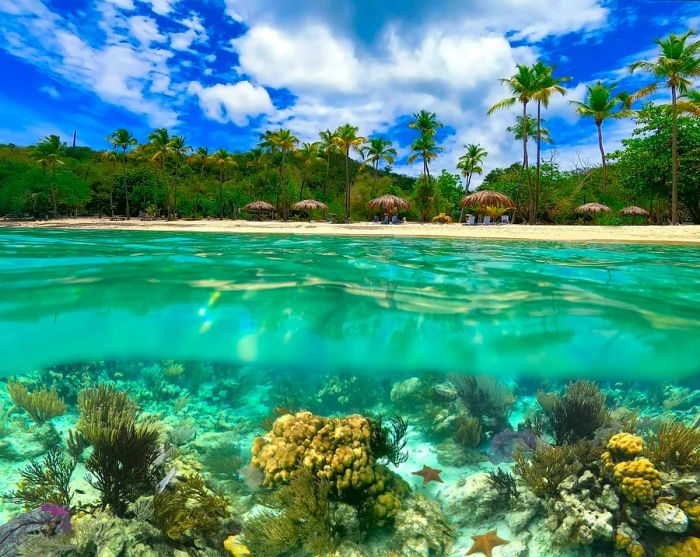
{"left": 224, "top": 535, "right": 251, "bottom": 557}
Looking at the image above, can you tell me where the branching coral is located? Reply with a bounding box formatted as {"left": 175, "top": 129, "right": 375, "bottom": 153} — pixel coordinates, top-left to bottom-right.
{"left": 76, "top": 384, "right": 138, "bottom": 445}
{"left": 152, "top": 473, "right": 230, "bottom": 542}
{"left": 487, "top": 468, "right": 518, "bottom": 506}
{"left": 369, "top": 414, "right": 409, "bottom": 466}
{"left": 453, "top": 415, "right": 482, "bottom": 449}
{"left": 66, "top": 429, "right": 87, "bottom": 462}
{"left": 6, "top": 381, "right": 66, "bottom": 425}
{"left": 4, "top": 448, "right": 75, "bottom": 510}
{"left": 537, "top": 381, "right": 611, "bottom": 445}
{"left": 646, "top": 420, "right": 700, "bottom": 471}
{"left": 513, "top": 445, "right": 579, "bottom": 497}
{"left": 241, "top": 469, "right": 336, "bottom": 557}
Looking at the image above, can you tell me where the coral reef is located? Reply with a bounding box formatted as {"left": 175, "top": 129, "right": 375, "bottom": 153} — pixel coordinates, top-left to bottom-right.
{"left": 6, "top": 381, "right": 66, "bottom": 425}
{"left": 4, "top": 448, "right": 75, "bottom": 510}
{"left": 646, "top": 420, "right": 700, "bottom": 471}
{"left": 449, "top": 374, "right": 515, "bottom": 432}
{"left": 486, "top": 468, "right": 518, "bottom": 506}
{"left": 513, "top": 445, "right": 579, "bottom": 497}
{"left": 368, "top": 414, "right": 409, "bottom": 466}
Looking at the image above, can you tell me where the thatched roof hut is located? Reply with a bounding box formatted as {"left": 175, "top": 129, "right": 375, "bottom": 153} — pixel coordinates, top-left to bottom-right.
{"left": 460, "top": 190, "right": 515, "bottom": 208}
{"left": 367, "top": 194, "right": 410, "bottom": 212}
{"left": 575, "top": 202, "right": 611, "bottom": 214}
{"left": 620, "top": 205, "right": 649, "bottom": 216}
{"left": 244, "top": 201, "right": 275, "bottom": 212}
{"left": 291, "top": 199, "right": 328, "bottom": 212}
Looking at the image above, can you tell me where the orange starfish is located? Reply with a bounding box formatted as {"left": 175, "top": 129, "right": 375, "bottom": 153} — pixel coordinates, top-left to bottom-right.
{"left": 465, "top": 530, "right": 510, "bottom": 557}
{"left": 411, "top": 464, "right": 443, "bottom": 485}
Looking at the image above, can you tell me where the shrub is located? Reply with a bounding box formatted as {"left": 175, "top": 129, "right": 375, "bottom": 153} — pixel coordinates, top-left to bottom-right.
{"left": 6, "top": 381, "right": 66, "bottom": 425}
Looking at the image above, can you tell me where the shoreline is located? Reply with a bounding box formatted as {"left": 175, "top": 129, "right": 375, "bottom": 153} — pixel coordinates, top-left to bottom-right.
{"left": 2, "top": 218, "right": 700, "bottom": 245}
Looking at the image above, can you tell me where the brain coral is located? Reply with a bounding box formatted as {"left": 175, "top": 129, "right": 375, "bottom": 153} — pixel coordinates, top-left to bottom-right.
{"left": 656, "top": 536, "right": 700, "bottom": 557}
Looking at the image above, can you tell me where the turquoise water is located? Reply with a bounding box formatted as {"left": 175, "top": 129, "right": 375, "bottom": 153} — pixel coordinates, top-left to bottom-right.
{"left": 1, "top": 229, "right": 699, "bottom": 378}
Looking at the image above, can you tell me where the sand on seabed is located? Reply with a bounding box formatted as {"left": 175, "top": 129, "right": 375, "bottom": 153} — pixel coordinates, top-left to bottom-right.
{"left": 2, "top": 217, "right": 700, "bottom": 245}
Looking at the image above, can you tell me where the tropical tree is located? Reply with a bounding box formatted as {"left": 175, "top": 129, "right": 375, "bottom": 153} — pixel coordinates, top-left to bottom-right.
{"left": 361, "top": 137, "right": 397, "bottom": 182}
{"left": 488, "top": 64, "right": 539, "bottom": 223}
{"left": 166, "top": 135, "right": 191, "bottom": 216}
{"left": 333, "top": 124, "right": 366, "bottom": 222}
{"left": 629, "top": 29, "right": 700, "bottom": 224}
{"left": 148, "top": 128, "right": 170, "bottom": 169}
{"left": 407, "top": 134, "right": 442, "bottom": 178}
{"left": 456, "top": 143, "right": 488, "bottom": 193}
{"left": 210, "top": 148, "right": 236, "bottom": 218}
{"left": 108, "top": 128, "right": 138, "bottom": 163}
{"left": 569, "top": 82, "right": 634, "bottom": 192}
{"left": 33, "top": 134, "right": 66, "bottom": 218}
{"left": 189, "top": 147, "right": 210, "bottom": 179}
{"left": 270, "top": 129, "right": 298, "bottom": 217}
{"left": 295, "top": 142, "right": 322, "bottom": 200}
{"left": 531, "top": 62, "right": 570, "bottom": 220}
{"left": 318, "top": 129, "right": 338, "bottom": 201}
{"left": 101, "top": 150, "right": 118, "bottom": 215}
{"left": 409, "top": 110, "right": 443, "bottom": 137}
{"left": 507, "top": 116, "right": 553, "bottom": 147}
{"left": 257, "top": 130, "right": 278, "bottom": 196}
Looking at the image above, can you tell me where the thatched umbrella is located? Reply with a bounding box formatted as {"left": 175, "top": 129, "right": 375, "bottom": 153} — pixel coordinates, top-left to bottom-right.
{"left": 367, "top": 194, "right": 410, "bottom": 214}
{"left": 575, "top": 202, "right": 611, "bottom": 224}
{"left": 620, "top": 205, "right": 649, "bottom": 225}
{"left": 291, "top": 199, "right": 328, "bottom": 222}
{"left": 244, "top": 200, "right": 275, "bottom": 220}
{"left": 460, "top": 190, "right": 515, "bottom": 209}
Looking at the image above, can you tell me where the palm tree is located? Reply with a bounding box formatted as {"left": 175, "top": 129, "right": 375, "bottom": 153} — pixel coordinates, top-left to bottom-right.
{"left": 570, "top": 82, "right": 635, "bottom": 192}
{"left": 166, "top": 135, "right": 191, "bottom": 217}
{"left": 361, "top": 137, "right": 397, "bottom": 182}
{"left": 507, "top": 116, "right": 554, "bottom": 147}
{"left": 531, "top": 62, "right": 570, "bottom": 220}
{"left": 295, "top": 142, "right": 322, "bottom": 200}
{"left": 210, "top": 148, "right": 236, "bottom": 218}
{"left": 407, "top": 134, "right": 442, "bottom": 178}
{"left": 108, "top": 128, "right": 137, "bottom": 163}
{"left": 629, "top": 30, "right": 700, "bottom": 224}
{"left": 189, "top": 147, "right": 210, "bottom": 179}
{"left": 333, "top": 124, "right": 366, "bottom": 222}
{"left": 148, "top": 128, "right": 170, "bottom": 169}
{"left": 270, "top": 129, "right": 298, "bottom": 218}
{"left": 488, "top": 64, "right": 539, "bottom": 223}
{"left": 318, "top": 129, "right": 338, "bottom": 201}
{"left": 34, "top": 134, "right": 66, "bottom": 218}
{"left": 101, "top": 150, "right": 118, "bottom": 216}
{"left": 456, "top": 144, "right": 488, "bottom": 193}
{"left": 409, "top": 110, "right": 443, "bottom": 137}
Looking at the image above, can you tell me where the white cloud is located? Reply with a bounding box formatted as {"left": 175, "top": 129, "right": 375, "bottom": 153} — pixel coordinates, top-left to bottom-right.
{"left": 170, "top": 13, "right": 208, "bottom": 51}
{"left": 105, "top": 0, "right": 135, "bottom": 10}
{"left": 40, "top": 85, "right": 59, "bottom": 98}
{"left": 129, "top": 15, "right": 165, "bottom": 45}
{"left": 140, "top": 0, "right": 178, "bottom": 16}
{"left": 188, "top": 81, "right": 274, "bottom": 126}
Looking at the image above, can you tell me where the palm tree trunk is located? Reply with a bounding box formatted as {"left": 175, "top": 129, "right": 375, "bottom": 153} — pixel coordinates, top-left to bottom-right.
{"left": 535, "top": 100, "right": 542, "bottom": 223}
{"left": 219, "top": 172, "right": 224, "bottom": 219}
{"left": 125, "top": 187, "right": 130, "bottom": 220}
{"left": 597, "top": 120, "right": 607, "bottom": 193}
{"left": 110, "top": 187, "right": 114, "bottom": 217}
{"left": 671, "top": 84, "right": 679, "bottom": 225}
{"left": 323, "top": 154, "right": 330, "bottom": 202}
{"left": 522, "top": 101, "right": 533, "bottom": 224}
{"left": 281, "top": 150, "right": 288, "bottom": 220}
{"left": 345, "top": 149, "right": 350, "bottom": 222}
{"left": 51, "top": 187, "right": 58, "bottom": 219}
{"left": 299, "top": 168, "right": 309, "bottom": 201}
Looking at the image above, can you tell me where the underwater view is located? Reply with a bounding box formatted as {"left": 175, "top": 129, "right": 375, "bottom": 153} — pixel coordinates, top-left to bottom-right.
{"left": 0, "top": 229, "right": 699, "bottom": 557}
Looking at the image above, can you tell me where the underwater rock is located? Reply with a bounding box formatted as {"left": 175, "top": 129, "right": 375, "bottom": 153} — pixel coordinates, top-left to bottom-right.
{"left": 430, "top": 382, "right": 457, "bottom": 403}
{"left": 434, "top": 439, "right": 486, "bottom": 467}
{"left": 392, "top": 495, "right": 453, "bottom": 557}
{"left": 644, "top": 502, "right": 689, "bottom": 533}
{"left": 0, "top": 508, "right": 59, "bottom": 557}
{"left": 442, "top": 473, "right": 501, "bottom": 525}
{"left": 329, "top": 502, "right": 362, "bottom": 543}
{"left": 390, "top": 378, "right": 425, "bottom": 409}
{"left": 0, "top": 423, "right": 60, "bottom": 461}
{"left": 191, "top": 431, "right": 242, "bottom": 479}
{"left": 598, "top": 484, "right": 620, "bottom": 512}
{"left": 505, "top": 488, "right": 542, "bottom": 533}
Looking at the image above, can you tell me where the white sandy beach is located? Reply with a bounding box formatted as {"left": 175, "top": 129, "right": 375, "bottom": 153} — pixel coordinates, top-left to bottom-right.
{"left": 2, "top": 217, "right": 700, "bottom": 245}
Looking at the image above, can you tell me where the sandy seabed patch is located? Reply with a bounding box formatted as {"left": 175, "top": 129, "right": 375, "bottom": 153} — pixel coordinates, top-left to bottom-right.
{"left": 2, "top": 218, "right": 700, "bottom": 245}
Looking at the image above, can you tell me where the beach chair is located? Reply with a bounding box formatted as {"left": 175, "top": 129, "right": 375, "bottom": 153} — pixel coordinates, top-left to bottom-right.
{"left": 501, "top": 215, "right": 510, "bottom": 224}
{"left": 463, "top": 214, "right": 476, "bottom": 226}
{"left": 391, "top": 215, "right": 398, "bottom": 224}
{"left": 482, "top": 216, "right": 491, "bottom": 225}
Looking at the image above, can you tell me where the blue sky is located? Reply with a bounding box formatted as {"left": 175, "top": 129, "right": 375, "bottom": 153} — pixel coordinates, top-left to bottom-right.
{"left": 0, "top": 0, "right": 698, "bottom": 181}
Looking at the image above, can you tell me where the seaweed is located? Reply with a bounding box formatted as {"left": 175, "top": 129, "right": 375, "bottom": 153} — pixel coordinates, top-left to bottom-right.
{"left": 4, "top": 448, "right": 75, "bottom": 510}
{"left": 453, "top": 415, "right": 482, "bottom": 449}
{"left": 241, "top": 469, "right": 335, "bottom": 557}
{"left": 85, "top": 418, "right": 162, "bottom": 517}
{"left": 449, "top": 375, "right": 515, "bottom": 431}
{"left": 537, "top": 381, "right": 611, "bottom": 445}
{"left": 66, "top": 429, "right": 87, "bottom": 462}
{"left": 487, "top": 467, "right": 518, "bottom": 506}
{"left": 646, "top": 420, "right": 700, "bottom": 471}
{"left": 6, "top": 381, "right": 66, "bottom": 425}
{"left": 513, "top": 445, "right": 579, "bottom": 497}
{"left": 369, "top": 414, "right": 409, "bottom": 466}
{"left": 152, "top": 473, "right": 230, "bottom": 542}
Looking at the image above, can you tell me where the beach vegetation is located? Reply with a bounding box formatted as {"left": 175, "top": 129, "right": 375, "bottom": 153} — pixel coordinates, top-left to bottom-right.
{"left": 6, "top": 381, "right": 67, "bottom": 425}
{"left": 4, "top": 448, "right": 75, "bottom": 510}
